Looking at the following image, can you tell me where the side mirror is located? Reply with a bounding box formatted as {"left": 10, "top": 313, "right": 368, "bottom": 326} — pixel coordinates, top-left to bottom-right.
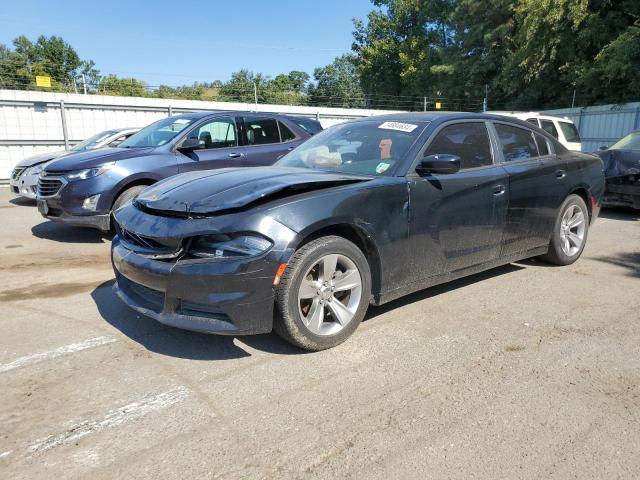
{"left": 416, "top": 154, "right": 461, "bottom": 175}
{"left": 598, "top": 145, "right": 608, "bottom": 151}
{"left": 178, "top": 138, "right": 204, "bottom": 152}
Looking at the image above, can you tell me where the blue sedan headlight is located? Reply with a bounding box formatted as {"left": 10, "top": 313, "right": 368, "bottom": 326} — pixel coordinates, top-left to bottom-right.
{"left": 189, "top": 234, "right": 272, "bottom": 259}
{"left": 65, "top": 162, "right": 115, "bottom": 181}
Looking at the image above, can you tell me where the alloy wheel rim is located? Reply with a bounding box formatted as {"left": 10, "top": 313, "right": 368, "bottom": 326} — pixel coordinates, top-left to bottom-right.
{"left": 297, "top": 254, "right": 362, "bottom": 336}
{"left": 560, "top": 204, "right": 586, "bottom": 257}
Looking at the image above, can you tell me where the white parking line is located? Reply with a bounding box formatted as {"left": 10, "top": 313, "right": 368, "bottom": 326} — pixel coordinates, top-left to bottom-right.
{"left": 0, "top": 336, "right": 117, "bottom": 373}
{"left": 26, "top": 386, "right": 190, "bottom": 456}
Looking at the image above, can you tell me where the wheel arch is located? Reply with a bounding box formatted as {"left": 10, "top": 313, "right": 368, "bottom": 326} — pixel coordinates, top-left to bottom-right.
{"left": 568, "top": 185, "right": 593, "bottom": 220}
{"left": 110, "top": 178, "right": 157, "bottom": 209}
{"left": 292, "top": 222, "right": 383, "bottom": 300}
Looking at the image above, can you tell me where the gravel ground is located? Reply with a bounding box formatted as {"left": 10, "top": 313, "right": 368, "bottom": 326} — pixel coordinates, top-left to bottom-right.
{"left": 1, "top": 188, "right": 639, "bottom": 480}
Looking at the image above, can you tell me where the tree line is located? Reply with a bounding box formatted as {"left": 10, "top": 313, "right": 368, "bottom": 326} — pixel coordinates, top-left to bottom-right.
{"left": 1, "top": 0, "right": 638, "bottom": 111}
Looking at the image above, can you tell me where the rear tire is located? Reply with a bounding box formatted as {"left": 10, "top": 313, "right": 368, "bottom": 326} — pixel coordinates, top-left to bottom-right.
{"left": 539, "top": 194, "right": 589, "bottom": 266}
{"left": 274, "top": 236, "right": 371, "bottom": 351}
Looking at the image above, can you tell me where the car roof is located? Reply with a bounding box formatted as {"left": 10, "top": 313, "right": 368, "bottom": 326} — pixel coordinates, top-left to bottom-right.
{"left": 489, "top": 111, "right": 575, "bottom": 123}
{"left": 346, "top": 111, "right": 543, "bottom": 126}
{"left": 170, "top": 111, "right": 298, "bottom": 121}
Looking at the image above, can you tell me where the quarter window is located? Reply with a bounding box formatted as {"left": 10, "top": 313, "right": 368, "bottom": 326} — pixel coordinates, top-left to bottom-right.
{"left": 495, "top": 124, "right": 539, "bottom": 162}
{"left": 278, "top": 121, "right": 296, "bottom": 142}
{"left": 540, "top": 120, "right": 559, "bottom": 139}
{"left": 243, "top": 116, "right": 281, "bottom": 145}
{"left": 187, "top": 117, "right": 237, "bottom": 149}
{"left": 424, "top": 122, "right": 493, "bottom": 169}
{"left": 534, "top": 133, "right": 550, "bottom": 156}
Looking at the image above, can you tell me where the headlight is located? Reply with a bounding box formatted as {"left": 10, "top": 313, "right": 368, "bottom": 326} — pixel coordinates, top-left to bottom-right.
{"left": 65, "top": 163, "right": 115, "bottom": 181}
{"left": 189, "top": 234, "right": 272, "bottom": 259}
{"left": 27, "top": 165, "right": 44, "bottom": 176}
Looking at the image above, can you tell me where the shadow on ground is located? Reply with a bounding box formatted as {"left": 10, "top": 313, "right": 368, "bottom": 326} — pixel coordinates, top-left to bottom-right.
{"left": 364, "top": 263, "right": 525, "bottom": 321}
{"left": 591, "top": 252, "right": 640, "bottom": 278}
{"left": 93, "top": 263, "right": 527, "bottom": 360}
{"left": 91, "top": 280, "right": 301, "bottom": 360}
{"left": 9, "top": 197, "right": 37, "bottom": 207}
{"left": 31, "top": 221, "right": 113, "bottom": 244}
{"left": 600, "top": 207, "right": 640, "bottom": 221}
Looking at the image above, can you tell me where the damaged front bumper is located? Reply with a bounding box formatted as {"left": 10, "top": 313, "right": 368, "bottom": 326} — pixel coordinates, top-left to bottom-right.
{"left": 112, "top": 237, "right": 282, "bottom": 335}
{"left": 603, "top": 177, "right": 640, "bottom": 209}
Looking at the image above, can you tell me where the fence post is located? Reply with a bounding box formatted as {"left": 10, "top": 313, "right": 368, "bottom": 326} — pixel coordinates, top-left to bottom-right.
{"left": 634, "top": 107, "right": 640, "bottom": 130}
{"left": 168, "top": 105, "right": 173, "bottom": 117}
{"left": 59, "top": 100, "right": 69, "bottom": 151}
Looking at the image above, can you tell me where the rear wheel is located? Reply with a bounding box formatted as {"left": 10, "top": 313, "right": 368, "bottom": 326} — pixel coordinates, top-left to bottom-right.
{"left": 539, "top": 194, "right": 589, "bottom": 265}
{"left": 274, "top": 236, "right": 371, "bottom": 351}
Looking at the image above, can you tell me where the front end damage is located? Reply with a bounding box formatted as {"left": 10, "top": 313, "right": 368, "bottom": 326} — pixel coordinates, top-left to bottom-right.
{"left": 601, "top": 152, "right": 640, "bottom": 209}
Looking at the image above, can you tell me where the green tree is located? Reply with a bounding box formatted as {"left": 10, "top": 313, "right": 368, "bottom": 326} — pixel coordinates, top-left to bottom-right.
{"left": 0, "top": 35, "right": 99, "bottom": 91}
{"left": 309, "top": 54, "right": 365, "bottom": 108}
{"left": 99, "top": 74, "right": 147, "bottom": 96}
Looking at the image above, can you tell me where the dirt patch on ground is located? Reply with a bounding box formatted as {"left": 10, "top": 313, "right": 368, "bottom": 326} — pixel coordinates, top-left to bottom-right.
{"left": 0, "top": 254, "right": 111, "bottom": 272}
{"left": 0, "top": 281, "right": 106, "bottom": 301}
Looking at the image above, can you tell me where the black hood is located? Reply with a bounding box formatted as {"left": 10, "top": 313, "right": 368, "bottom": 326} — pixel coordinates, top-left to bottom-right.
{"left": 135, "top": 167, "right": 372, "bottom": 215}
{"left": 44, "top": 147, "right": 155, "bottom": 172}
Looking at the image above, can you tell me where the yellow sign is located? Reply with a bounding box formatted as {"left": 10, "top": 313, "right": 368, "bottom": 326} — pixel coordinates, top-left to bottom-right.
{"left": 35, "top": 76, "right": 52, "bottom": 88}
{"left": 435, "top": 101, "right": 442, "bottom": 110}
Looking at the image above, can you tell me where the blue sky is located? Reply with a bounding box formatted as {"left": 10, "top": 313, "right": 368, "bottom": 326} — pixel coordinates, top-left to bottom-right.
{"left": 0, "top": 0, "right": 374, "bottom": 86}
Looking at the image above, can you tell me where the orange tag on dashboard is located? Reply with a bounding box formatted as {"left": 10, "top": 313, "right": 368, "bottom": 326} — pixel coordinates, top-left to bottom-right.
{"left": 379, "top": 139, "right": 392, "bottom": 160}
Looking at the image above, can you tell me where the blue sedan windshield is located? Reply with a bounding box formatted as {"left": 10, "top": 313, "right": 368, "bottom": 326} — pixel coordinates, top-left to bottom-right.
{"left": 276, "top": 120, "right": 425, "bottom": 176}
{"left": 120, "top": 117, "right": 194, "bottom": 148}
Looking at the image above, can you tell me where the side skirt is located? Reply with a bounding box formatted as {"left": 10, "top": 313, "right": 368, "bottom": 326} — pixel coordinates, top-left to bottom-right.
{"left": 373, "top": 246, "right": 548, "bottom": 306}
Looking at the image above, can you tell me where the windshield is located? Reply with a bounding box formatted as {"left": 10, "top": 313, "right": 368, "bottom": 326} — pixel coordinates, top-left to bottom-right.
{"left": 120, "top": 117, "right": 194, "bottom": 148}
{"left": 610, "top": 131, "right": 640, "bottom": 151}
{"left": 558, "top": 121, "right": 580, "bottom": 143}
{"left": 275, "top": 120, "right": 425, "bottom": 175}
{"left": 71, "top": 130, "right": 118, "bottom": 152}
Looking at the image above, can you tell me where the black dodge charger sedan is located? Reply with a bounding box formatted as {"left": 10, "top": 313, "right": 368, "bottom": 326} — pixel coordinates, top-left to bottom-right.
{"left": 111, "top": 113, "right": 604, "bottom": 350}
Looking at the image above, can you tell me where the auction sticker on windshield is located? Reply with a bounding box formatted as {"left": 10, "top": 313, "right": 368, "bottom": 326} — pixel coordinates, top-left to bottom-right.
{"left": 378, "top": 121, "right": 418, "bottom": 133}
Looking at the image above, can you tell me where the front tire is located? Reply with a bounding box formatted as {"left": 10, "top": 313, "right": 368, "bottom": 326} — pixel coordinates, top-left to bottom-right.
{"left": 539, "top": 194, "right": 589, "bottom": 266}
{"left": 110, "top": 185, "right": 147, "bottom": 230}
{"left": 274, "top": 236, "right": 372, "bottom": 351}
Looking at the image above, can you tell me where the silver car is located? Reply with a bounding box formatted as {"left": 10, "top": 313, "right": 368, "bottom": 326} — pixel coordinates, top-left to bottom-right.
{"left": 10, "top": 128, "right": 139, "bottom": 199}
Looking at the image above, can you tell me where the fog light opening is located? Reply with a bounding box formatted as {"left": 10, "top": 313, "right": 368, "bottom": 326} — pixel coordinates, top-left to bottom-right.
{"left": 82, "top": 194, "right": 101, "bottom": 211}
{"left": 273, "top": 263, "right": 287, "bottom": 286}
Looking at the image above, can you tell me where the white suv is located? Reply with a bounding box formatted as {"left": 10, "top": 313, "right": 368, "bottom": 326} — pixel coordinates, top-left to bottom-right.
{"left": 492, "top": 112, "right": 582, "bottom": 152}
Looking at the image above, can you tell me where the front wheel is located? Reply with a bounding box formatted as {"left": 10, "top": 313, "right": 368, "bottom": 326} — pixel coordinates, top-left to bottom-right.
{"left": 539, "top": 194, "right": 589, "bottom": 265}
{"left": 274, "top": 236, "right": 372, "bottom": 351}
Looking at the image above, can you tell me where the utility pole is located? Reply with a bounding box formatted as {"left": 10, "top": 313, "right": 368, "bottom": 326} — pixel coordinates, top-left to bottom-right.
{"left": 423, "top": 96, "right": 427, "bottom": 112}
{"left": 253, "top": 82, "right": 258, "bottom": 111}
{"left": 82, "top": 74, "right": 87, "bottom": 95}
{"left": 483, "top": 84, "right": 488, "bottom": 112}
{"left": 571, "top": 89, "right": 576, "bottom": 109}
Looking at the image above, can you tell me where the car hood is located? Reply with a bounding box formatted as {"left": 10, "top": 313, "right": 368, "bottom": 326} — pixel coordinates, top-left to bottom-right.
{"left": 595, "top": 149, "right": 640, "bottom": 178}
{"left": 135, "top": 167, "right": 372, "bottom": 215}
{"left": 44, "top": 147, "right": 155, "bottom": 172}
{"left": 16, "top": 150, "right": 68, "bottom": 168}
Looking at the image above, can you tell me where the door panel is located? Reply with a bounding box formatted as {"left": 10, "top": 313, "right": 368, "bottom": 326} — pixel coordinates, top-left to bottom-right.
{"left": 409, "top": 166, "right": 509, "bottom": 276}
{"left": 494, "top": 123, "right": 568, "bottom": 255}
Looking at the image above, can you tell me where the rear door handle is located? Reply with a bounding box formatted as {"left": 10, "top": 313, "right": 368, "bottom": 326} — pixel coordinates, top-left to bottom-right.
{"left": 492, "top": 184, "right": 506, "bottom": 196}
{"left": 228, "top": 152, "right": 245, "bottom": 158}
{"left": 287, "top": 146, "right": 295, "bottom": 151}
{"left": 555, "top": 169, "right": 566, "bottom": 179}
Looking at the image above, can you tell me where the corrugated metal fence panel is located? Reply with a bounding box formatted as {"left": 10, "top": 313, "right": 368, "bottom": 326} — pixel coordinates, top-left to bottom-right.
{"left": 0, "top": 89, "right": 405, "bottom": 180}
{"left": 544, "top": 102, "right": 640, "bottom": 152}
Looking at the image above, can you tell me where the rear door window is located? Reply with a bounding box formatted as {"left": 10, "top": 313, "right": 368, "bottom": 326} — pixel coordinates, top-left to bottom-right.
{"left": 424, "top": 122, "right": 493, "bottom": 169}
{"left": 534, "top": 134, "right": 550, "bottom": 156}
{"left": 540, "top": 120, "right": 559, "bottom": 139}
{"left": 278, "top": 121, "right": 297, "bottom": 142}
{"left": 558, "top": 122, "right": 580, "bottom": 142}
{"left": 526, "top": 118, "right": 539, "bottom": 126}
{"left": 243, "top": 116, "right": 281, "bottom": 145}
{"left": 494, "top": 123, "right": 539, "bottom": 162}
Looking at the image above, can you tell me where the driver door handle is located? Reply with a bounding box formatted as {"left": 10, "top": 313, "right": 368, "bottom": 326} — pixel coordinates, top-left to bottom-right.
{"left": 228, "top": 152, "right": 245, "bottom": 158}
{"left": 555, "top": 169, "right": 566, "bottom": 179}
{"left": 493, "top": 184, "right": 506, "bottom": 196}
